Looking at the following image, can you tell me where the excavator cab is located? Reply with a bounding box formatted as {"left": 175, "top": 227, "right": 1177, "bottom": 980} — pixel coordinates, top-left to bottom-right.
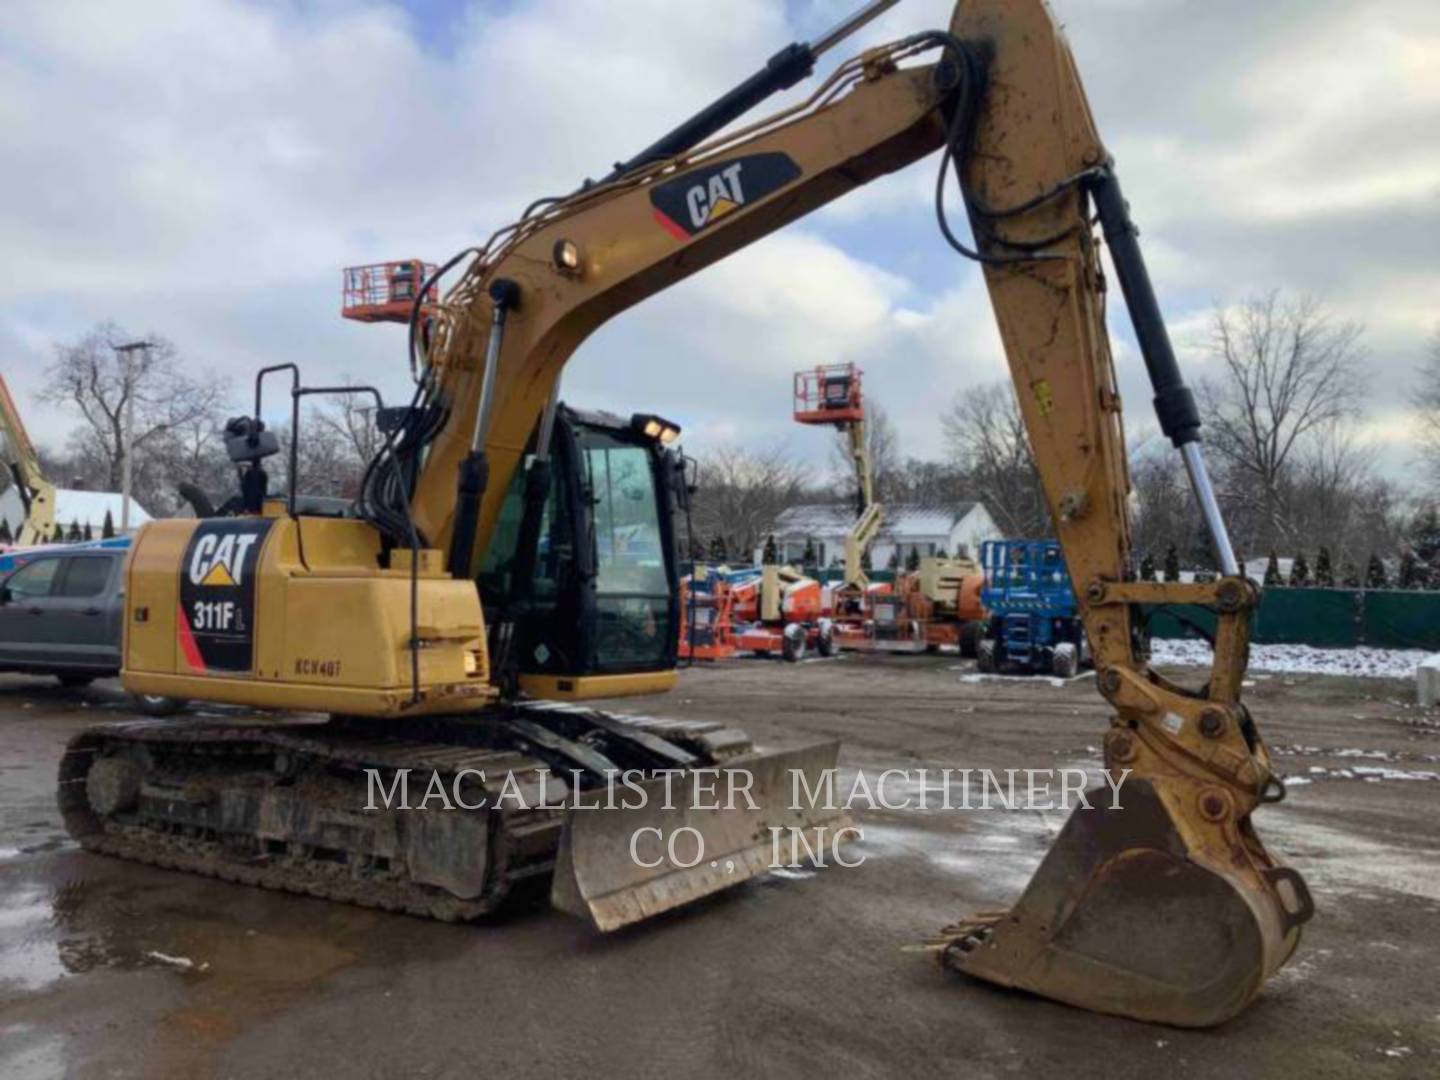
{"left": 478, "top": 405, "right": 686, "bottom": 697}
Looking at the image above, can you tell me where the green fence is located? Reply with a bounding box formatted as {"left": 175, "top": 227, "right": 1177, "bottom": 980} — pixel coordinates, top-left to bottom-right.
{"left": 1147, "top": 588, "right": 1440, "bottom": 650}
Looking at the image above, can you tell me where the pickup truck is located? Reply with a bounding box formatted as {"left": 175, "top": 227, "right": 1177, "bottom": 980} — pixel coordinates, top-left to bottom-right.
{"left": 0, "top": 541, "right": 128, "bottom": 685}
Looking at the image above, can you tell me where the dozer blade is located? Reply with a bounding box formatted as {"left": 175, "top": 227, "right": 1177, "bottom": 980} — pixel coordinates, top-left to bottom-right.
{"left": 939, "top": 779, "right": 1313, "bottom": 1027}
{"left": 551, "top": 742, "right": 849, "bottom": 931}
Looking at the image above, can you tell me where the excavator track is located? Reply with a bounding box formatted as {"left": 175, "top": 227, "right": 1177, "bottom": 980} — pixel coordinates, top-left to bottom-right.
{"left": 57, "top": 703, "right": 755, "bottom": 923}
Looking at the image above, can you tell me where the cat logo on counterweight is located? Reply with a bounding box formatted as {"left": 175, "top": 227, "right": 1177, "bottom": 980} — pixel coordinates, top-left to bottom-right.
{"left": 177, "top": 520, "right": 273, "bottom": 673}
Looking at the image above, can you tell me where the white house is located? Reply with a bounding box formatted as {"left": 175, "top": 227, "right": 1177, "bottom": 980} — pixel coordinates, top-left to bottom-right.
{"left": 765, "top": 502, "right": 1004, "bottom": 568}
{"left": 0, "top": 487, "right": 153, "bottom": 541}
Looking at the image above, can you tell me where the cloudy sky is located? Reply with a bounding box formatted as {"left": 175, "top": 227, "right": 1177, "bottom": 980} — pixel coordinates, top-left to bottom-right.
{"left": 2, "top": 0, "right": 1436, "bottom": 484}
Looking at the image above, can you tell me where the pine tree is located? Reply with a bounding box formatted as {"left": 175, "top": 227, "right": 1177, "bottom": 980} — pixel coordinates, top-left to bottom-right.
{"left": 1314, "top": 546, "right": 1334, "bottom": 587}
{"left": 886, "top": 548, "right": 900, "bottom": 571}
{"left": 708, "top": 534, "right": 728, "bottom": 562}
{"left": 1162, "top": 543, "right": 1180, "bottom": 583}
{"left": 1399, "top": 550, "right": 1420, "bottom": 589}
{"left": 0, "top": 520, "right": 11, "bottom": 545}
{"left": 1263, "top": 550, "right": 1282, "bottom": 587}
{"left": 1410, "top": 506, "right": 1440, "bottom": 564}
{"left": 935, "top": 547, "right": 949, "bottom": 560}
{"left": 1139, "top": 553, "right": 1157, "bottom": 582}
{"left": 1341, "top": 558, "right": 1361, "bottom": 589}
{"left": 102, "top": 510, "right": 116, "bottom": 539}
{"left": 762, "top": 534, "right": 778, "bottom": 565}
{"left": 905, "top": 547, "right": 921, "bottom": 572}
{"left": 1288, "top": 551, "right": 1311, "bottom": 588}
{"left": 66, "top": 520, "right": 82, "bottom": 542}
{"left": 1366, "top": 553, "right": 1388, "bottom": 590}
{"left": 801, "top": 536, "right": 817, "bottom": 565}
{"left": 83, "top": 522, "right": 94, "bottom": 542}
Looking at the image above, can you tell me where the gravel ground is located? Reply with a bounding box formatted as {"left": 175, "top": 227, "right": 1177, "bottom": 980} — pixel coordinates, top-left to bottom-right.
{"left": 2, "top": 659, "right": 1438, "bottom": 1079}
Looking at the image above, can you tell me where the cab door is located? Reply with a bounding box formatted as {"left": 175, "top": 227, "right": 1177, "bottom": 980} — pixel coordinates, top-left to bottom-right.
{"left": 0, "top": 556, "right": 64, "bottom": 666}
{"left": 46, "top": 554, "right": 121, "bottom": 669}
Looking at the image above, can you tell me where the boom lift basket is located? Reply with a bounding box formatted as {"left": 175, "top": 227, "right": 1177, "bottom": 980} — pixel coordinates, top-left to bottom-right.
{"left": 342, "top": 260, "right": 439, "bottom": 323}
{"left": 794, "top": 363, "right": 865, "bottom": 425}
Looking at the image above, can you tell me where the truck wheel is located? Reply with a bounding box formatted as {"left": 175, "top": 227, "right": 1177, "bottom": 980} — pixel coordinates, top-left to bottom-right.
{"left": 816, "top": 619, "right": 837, "bottom": 658}
{"left": 57, "top": 675, "right": 95, "bottom": 688}
{"left": 1052, "top": 642, "right": 1079, "bottom": 679}
{"left": 782, "top": 623, "right": 807, "bottom": 663}
{"left": 133, "top": 693, "right": 185, "bottom": 718}
{"left": 976, "top": 639, "right": 997, "bottom": 674}
{"left": 958, "top": 620, "right": 982, "bottom": 659}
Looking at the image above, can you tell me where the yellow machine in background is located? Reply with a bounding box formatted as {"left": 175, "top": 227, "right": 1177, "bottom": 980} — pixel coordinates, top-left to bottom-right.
{"left": 60, "top": 0, "right": 1311, "bottom": 1027}
{"left": 0, "top": 373, "right": 57, "bottom": 545}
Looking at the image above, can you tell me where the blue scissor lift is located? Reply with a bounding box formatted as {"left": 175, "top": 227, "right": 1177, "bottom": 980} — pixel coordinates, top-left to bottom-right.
{"left": 977, "top": 539, "right": 1089, "bottom": 677}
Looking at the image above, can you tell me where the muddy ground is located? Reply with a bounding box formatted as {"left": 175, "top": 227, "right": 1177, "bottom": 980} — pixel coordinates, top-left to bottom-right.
{"left": 2, "top": 657, "right": 1438, "bottom": 1079}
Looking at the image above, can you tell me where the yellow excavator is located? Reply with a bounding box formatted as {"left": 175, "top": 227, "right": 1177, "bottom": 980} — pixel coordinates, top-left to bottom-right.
{"left": 0, "top": 372, "right": 57, "bottom": 546}
{"left": 58, "top": 0, "right": 1312, "bottom": 1027}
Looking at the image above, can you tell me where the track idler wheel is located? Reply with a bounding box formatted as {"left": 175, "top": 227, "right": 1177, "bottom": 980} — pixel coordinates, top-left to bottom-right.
{"left": 938, "top": 778, "right": 1313, "bottom": 1027}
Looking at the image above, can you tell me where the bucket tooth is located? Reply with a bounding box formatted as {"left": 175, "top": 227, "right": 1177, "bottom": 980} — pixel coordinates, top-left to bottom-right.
{"left": 551, "top": 742, "right": 849, "bottom": 931}
{"left": 939, "top": 779, "right": 1313, "bottom": 1027}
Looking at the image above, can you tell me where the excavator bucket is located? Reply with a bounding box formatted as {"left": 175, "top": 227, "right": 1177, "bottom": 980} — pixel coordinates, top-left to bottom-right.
{"left": 938, "top": 780, "right": 1313, "bottom": 1027}
{"left": 551, "top": 742, "right": 849, "bottom": 931}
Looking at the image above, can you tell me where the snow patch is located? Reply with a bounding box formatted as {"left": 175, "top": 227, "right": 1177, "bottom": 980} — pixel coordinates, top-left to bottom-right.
{"left": 958, "top": 672, "right": 1094, "bottom": 687}
{"left": 1150, "top": 639, "right": 1429, "bottom": 679}
{"left": 1302, "top": 765, "right": 1440, "bottom": 783}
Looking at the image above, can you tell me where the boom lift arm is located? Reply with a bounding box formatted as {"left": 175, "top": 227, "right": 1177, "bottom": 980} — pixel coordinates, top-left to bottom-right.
{"left": 794, "top": 363, "right": 882, "bottom": 594}
{"left": 0, "top": 373, "right": 56, "bottom": 545}
{"left": 843, "top": 422, "right": 883, "bottom": 590}
{"left": 392, "top": 0, "right": 1310, "bottom": 1026}
{"left": 839, "top": 380, "right": 882, "bottom": 592}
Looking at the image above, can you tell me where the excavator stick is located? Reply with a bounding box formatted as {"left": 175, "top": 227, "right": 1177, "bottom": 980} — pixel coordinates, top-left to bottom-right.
{"left": 552, "top": 741, "right": 849, "bottom": 931}
{"left": 932, "top": 0, "right": 1314, "bottom": 1025}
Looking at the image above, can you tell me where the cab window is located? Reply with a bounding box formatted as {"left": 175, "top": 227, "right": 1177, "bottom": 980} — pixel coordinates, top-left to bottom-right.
{"left": 56, "top": 556, "right": 115, "bottom": 598}
{"left": 584, "top": 440, "right": 667, "bottom": 597}
{"left": 4, "top": 558, "right": 61, "bottom": 600}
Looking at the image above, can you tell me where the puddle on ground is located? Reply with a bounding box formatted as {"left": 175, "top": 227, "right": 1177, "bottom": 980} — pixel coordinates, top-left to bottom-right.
{"left": 0, "top": 1027, "right": 66, "bottom": 1080}
{"left": 854, "top": 812, "right": 1056, "bottom": 896}
{"left": 1, "top": 856, "right": 368, "bottom": 1077}
{"left": 1270, "top": 811, "right": 1440, "bottom": 902}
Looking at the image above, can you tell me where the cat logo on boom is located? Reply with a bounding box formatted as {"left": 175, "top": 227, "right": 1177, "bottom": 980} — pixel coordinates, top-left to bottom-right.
{"left": 650, "top": 152, "right": 802, "bottom": 240}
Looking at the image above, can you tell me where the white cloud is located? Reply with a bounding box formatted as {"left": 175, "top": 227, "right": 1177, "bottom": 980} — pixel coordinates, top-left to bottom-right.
{"left": 1, "top": 0, "right": 1435, "bottom": 493}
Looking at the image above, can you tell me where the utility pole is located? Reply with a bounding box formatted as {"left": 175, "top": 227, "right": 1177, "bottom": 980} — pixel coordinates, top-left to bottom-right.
{"left": 112, "top": 340, "right": 152, "bottom": 534}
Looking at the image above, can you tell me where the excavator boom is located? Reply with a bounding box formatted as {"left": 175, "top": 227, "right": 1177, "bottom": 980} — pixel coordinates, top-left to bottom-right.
{"left": 400, "top": 0, "right": 1309, "bottom": 1025}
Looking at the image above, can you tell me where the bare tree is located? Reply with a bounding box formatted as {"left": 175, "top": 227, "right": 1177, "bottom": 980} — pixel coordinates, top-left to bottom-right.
{"left": 1129, "top": 435, "right": 1196, "bottom": 565}
{"left": 886, "top": 457, "right": 971, "bottom": 509}
{"left": 1197, "top": 293, "right": 1366, "bottom": 551}
{"left": 941, "top": 380, "right": 1048, "bottom": 537}
{"left": 39, "top": 321, "right": 231, "bottom": 499}
{"left": 688, "top": 446, "right": 811, "bottom": 560}
{"left": 314, "top": 387, "right": 385, "bottom": 469}
{"left": 1412, "top": 329, "right": 1440, "bottom": 489}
